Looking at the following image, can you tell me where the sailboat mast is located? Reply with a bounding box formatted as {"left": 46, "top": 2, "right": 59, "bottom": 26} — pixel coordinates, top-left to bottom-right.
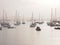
{"left": 38, "top": 8, "right": 40, "bottom": 22}
{"left": 15, "top": 10, "right": 18, "bottom": 22}
{"left": 22, "top": 8, "right": 24, "bottom": 22}
{"left": 55, "top": 8, "right": 57, "bottom": 21}
{"left": 32, "top": 12, "right": 33, "bottom": 23}
{"left": 39, "top": 13, "right": 40, "bottom": 22}
{"left": 5, "top": 12, "right": 8, "bottom": 22}
{"left": 23, "top": 13, "right": 24, "bottom": 22}
{"left": 3, "top": 9, "right": 4, "bottom": 23}
{"left": 51, "top": 8, "right": 53, "bottom": 22}
{"left": 18, "top": 13, "right": 20, "bottom": 22}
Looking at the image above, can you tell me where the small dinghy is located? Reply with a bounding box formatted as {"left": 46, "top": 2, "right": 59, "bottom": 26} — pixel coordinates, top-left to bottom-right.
{"left": 36, "top": 26, "right": 41, "bottom": 31}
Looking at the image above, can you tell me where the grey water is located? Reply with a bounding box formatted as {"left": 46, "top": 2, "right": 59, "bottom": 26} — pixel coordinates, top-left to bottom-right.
{"left": 0, "top": 21, "right": 60, "bottom": 45}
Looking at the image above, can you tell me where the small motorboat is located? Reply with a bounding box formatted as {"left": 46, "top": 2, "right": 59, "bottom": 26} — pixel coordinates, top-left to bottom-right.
{"left": 36, "top": 26, "right": 41, "bottom": 31}
{"left": 54, "top": 26, "right": 60, "bottom": 30}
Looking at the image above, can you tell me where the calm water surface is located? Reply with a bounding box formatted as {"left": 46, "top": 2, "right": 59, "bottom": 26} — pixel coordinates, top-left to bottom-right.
{"left": 0, "top": 22, "right": 60, "bottom": 45}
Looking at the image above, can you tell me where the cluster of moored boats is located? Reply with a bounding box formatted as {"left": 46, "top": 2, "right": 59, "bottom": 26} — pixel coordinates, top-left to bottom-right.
{"left": 0, "top": 9, "right": 25, "bottom": 30}
{"left": 30, "top": 8, "right": 60, "bottom": 31}
{"left": 0, "top": 8, "right": 60, "bottom": 31}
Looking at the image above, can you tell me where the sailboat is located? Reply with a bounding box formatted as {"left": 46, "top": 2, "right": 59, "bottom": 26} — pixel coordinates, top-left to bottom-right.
{"left": 30, "top": 12, "right": 36, "bottom": 27}
{"left": 14, "top": 10, "right": 21, "bottom": 25}
{"left": 54, "top": 8, "right": 60, "bottom": 29}
{"left": 53, "top": 8, "right": 60, "bottom": 26}
{"left": 22, "top": 13, "right": 25, "bottom": 24}
{"left": 47, "top": 8, "right": 56, "bottom": 26}
{"left": 1, "top": 9, "right": 10, "bottom": 28}
{"left": 35, "top": 13, "right": 44, "bottom": 24}
{"left": 47, "top": 8, "right": 54, "bottom": 26}
{"left": 47, "top": 8, "right": 60, "bottom": 27}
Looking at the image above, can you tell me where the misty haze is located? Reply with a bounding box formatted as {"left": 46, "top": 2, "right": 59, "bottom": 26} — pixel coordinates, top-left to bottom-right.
{"left": 0, "top": 0, "right": 60, "bottom": 45}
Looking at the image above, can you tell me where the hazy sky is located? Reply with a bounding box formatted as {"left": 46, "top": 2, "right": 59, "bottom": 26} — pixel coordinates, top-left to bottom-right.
{"left": 0, "top": 0, "right": 60, "bottom": 21}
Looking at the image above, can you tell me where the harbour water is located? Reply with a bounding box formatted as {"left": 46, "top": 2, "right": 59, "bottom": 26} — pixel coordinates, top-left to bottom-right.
{"left": 0, "top": 21, "right": 60, "bottom": 45}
